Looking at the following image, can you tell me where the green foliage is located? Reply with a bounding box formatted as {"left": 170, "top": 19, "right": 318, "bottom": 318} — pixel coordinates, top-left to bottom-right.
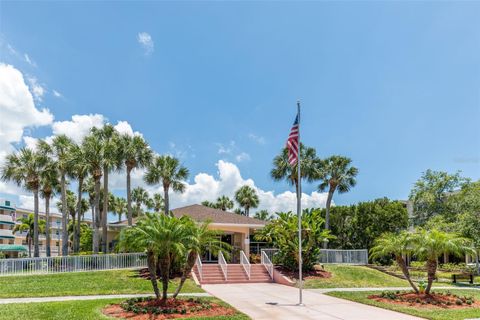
{"left": 255, "top": 208, "right": 333, "bottom": 271}
{"left": 253, "top": 209, "right": 274, "bottom": 221}
{"left": 234, "top": 185, "right": 259, "bottom": 217}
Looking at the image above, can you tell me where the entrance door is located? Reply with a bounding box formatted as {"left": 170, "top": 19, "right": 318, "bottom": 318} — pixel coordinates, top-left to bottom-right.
{"left": 201, "top": 234, "right": 233, "bottom": 262}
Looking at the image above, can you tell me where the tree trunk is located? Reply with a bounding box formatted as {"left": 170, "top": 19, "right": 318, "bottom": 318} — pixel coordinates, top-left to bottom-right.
{"left": 425, "top": 258, "right": 437, "bottom": 294}
{"left": 323, "top": 188, "right": 335, "bottom": 249}
{"left": 75, "top": 177, "right": 84, "bottom": 253}
{"left": 93, "top": 177, "right": 101, "bottom": 253}
{"left": 61, "top": 174, "right": 68, "bottom": 256}
{"left": 395, "top": 255, "right": 419, "bottom": 293}
{"left": 245, "top": 206, "right": 249, "bottom": 217}
{"left": 102, "top": 168, "right": 109, "bottom": 253}
{"left": 127, "top": 166, "right": 133, "bottom": 226}
{"left": 45, "top": 195, "right": 51, "bottom": 257}
{"left": 28, "top": 236, "right": 32, "bottom": 258}
{"left": 33, "top": 189, "right": 40, "bottom": 257}
{"left": 476, "top": 249, "right": 479, "bottom": 274}
{"left": 163, "top": 185, "right": 169, "bottom": 216}
{"left": 173, "top": 251, "right": 196, "bottom": 298}
{"left": 147, "top": 251, "right": 160, "bottom": 299}
{"left": 158, "top": 255, "right": 171, "bottom": 301}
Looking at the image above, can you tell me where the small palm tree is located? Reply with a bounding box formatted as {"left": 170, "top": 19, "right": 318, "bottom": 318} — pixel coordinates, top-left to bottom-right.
{"left": 57, "top": 190, "right": 89, "bottom": 251}
{"left": 215, "top": 195, "right": 234, "bottom": 211}
{"left": 254, "top": 209, "right": 274, "bottom": 221}
{"left": 131, "top": 187, "right": 150, "bottom": 217}
{"left": 112, "top": 196, "right": 127, "bottom": 222}
{"left": 317, "top": 155, "right": 358, "bottom": 236}
{"left": 147, "top": 193, "right": 164, "bottom": 213}
{"left": 13, "top": 214, "right": 46, "bottom": 257}
{"left": 144, "top": 155, "right": 189, "bottom": 215}
{"left": 1, "top": 148, "right": 47, "bottom": 257}
{"left": 412, "top": 229, "right": 474, "bottom": 294}
{"left": 201, "top": 200, "right": 217, "bottom": 208}
{"left": 370, "top": 231, "right": 419, "bottom": 293}
{"left": 119, "top": 134, "right": 153, "bottom": 226}
{"left": 234, "top": 185, "right": 259, "bottom": 217}
{"left": 39, "top": 156, "right": 59, "bottom": 257}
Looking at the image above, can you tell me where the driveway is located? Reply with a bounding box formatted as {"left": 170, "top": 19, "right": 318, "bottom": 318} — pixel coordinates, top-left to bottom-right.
{"left": 203, "top": 283, "right": 422, "bottom": 320}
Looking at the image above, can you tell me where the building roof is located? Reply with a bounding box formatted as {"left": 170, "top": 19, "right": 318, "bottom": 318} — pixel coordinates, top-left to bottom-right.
{"left": 171, "top": 204, "right": 266, "bottom": 227}
{"left": 0, "top": 244, "right": 27, "bottom": 252}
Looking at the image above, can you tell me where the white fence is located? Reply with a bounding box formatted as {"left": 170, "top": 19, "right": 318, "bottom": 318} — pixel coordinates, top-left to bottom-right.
{"left": 261, "top": 248, "right": 368, "bottom": 265}
{"left": 0, "top": 253, "right": 147, "bottom": 276}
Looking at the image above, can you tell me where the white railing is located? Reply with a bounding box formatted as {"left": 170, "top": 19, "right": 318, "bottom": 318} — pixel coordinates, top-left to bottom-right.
{"left": 261, "top": 250, "right": 274, "bottom": 279}
{"left": 195, "top": 254, "right": 203, "bottom": 282}
{"left": 261, "top": 248, "right": 279, "bottom": 262}
{"left": 319, "top": 249, "right": 368, "bottom": 265}
{"left": 240, "top": 250, "right": 251, "bottom": 280}
{"left": 0, "top": 253, "right": 147, "bottom": 276}
{"left": 218, "top": 251, "right": 227, "bottom": 281}
{"left": 0, "top": 214, "right": 14, "bottom": 223}
{"left": 0, "top": 229, "right": 14, "bottom": 237}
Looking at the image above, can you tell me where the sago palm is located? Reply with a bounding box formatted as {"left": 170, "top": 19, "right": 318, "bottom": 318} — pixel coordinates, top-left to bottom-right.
{"left": 1, "top": 148, "right": 47, "bottom": 257}
{"left": 119, "top": 134, "right": 153, "bottom": 226}
{"left": 144, "top": 155, "right": 189, "bottom": 215}
{"left": 234, "top": 185, "right": 259, "bottom": 217}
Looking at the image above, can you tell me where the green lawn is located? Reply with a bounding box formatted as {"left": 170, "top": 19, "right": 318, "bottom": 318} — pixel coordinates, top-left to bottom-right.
{"left": 0, "top": 269, "right": 203, "bottom": 298}
{"left": 0, "top": 298, "right": 250, "bottom": 320}
{"left": 326, "top": 289, "right": 480, "bottom": 320}
{"left": 304, "top": 265, "right": 409, "bottom": 288}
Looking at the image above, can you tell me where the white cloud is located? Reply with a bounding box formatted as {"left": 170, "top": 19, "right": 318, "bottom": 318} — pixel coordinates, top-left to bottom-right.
{"left": 24, "top": 54, "right": 36, "bottom": 67}
{"left": 217, "top": 141, "right": 235, "bottom": 155}
{"left": 235, "top": 152, "right": 250, "bottom": 162}
{"left": 23, "top": 136, "right": 39, "bottom": 150}
{"left": 26, "top": 76, "right": 45, "bottom": 101}
{"left": 114, "top": 120, "right": 141, "bottom": 137}
{"left": 137, "top": 32, "right": 154, "bottom": 55}
{"left": 52, "top": 90, "right": 62, "bottom": 98}
{"left": 248, "top": 133, "right": 266, "bottom": 145}
{"left": 52, "top": 114, "right": 105, "bottom": 143}
{"left": 18, "top": 195, "right": 59, "bottom": 213}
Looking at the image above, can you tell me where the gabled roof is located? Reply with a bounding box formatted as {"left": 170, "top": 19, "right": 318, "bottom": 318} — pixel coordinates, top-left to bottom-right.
{"left": 171, "top": 204, "right": 266, "bottom": 227}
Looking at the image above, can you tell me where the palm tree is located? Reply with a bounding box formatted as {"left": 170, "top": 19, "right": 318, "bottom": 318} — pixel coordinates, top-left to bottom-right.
{"left": 234, "top": 185, "right": 259, "bottom": 217}
{"left": 1, "top": 148, "right": 47, "bottom": 257}
{"left": 201, "top": 200, "right": 216, "bottom": 208}
{"left": 317, "top": 155, "right": 358, "bottom": 238}
{"left": 119, "top": 134, "right": 153, "bottom": 226}
{"left": 147, "top": 193, "right": 164, "bottom": 213}
{"left": 412, "top": 229, "right": 474, "bottom": 294}
{"left": 131, "top": 187, "right": 150, "bottom": 217}
{"left": 38, "top": 135, "right": 74, "bottom": 256}
{"left": 370, "top": 231, "right": 419, "bottom": 293}
{"left": 254, "top": 209, "right": 274, "bottom": 221}
{"left": 13, "top": 214, "right": 46, "bottom": 257}
{"left": 270, "top": 143, "right": 321, "bottom": 189}
{"left": 57, "top": 190, "right": 89, "bottom": 251}
{"left": 215, "top": 195, "right": 234, "bottom": 211}
{"left": 144, "top": 155, "right": 189, "bottom": 215}
{"left": 112, "top": 196, "right": 127, "bottom": 222}
{"left": 81, "top": 133, "right": 104, "bottom": 253}
{"left": 39, "top": 156, "right": 59, "bottom": 257}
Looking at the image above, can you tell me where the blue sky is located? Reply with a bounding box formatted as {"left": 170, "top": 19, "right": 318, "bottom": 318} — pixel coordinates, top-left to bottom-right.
{"left": 1, "top": 1, "right": 479, "bottom": 213}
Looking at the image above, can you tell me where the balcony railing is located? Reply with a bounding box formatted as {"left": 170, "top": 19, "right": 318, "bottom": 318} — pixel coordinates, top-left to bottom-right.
{"left": 0, "top": 229, "right": 14, "bottom": 238}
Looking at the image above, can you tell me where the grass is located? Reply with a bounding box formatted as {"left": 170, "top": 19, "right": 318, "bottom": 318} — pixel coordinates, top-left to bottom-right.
{"left": 0, "top": 269, "right": 203, "bottom": 298}
{"left": 304, "top": 265, "right": 410, "bottom": 289}
{"left": 326, "top": 289, "right": 480, "bottom": 320}
{"left": 0, "top": 297, "right": 250, "bottom": 320}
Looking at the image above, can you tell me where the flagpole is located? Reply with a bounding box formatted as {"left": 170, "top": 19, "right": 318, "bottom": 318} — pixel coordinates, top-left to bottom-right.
{"left": 297, "top": 100, "right": 303, "bottom": 305}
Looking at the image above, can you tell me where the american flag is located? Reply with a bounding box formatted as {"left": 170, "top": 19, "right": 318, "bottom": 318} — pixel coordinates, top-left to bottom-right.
{"left": 286, "top": 114, "right": 299, "bottom": 166}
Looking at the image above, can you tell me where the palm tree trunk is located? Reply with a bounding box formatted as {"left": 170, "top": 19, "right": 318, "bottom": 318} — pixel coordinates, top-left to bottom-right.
{"left": 147, "top": 252, "right": 160, "bottom": 299}
{"left": 163, "top": 185, "right": 169, "bottom": 216}
{"left": 126, "top": 166, "right": 133, "bottom": 226}
{"left": 395, "top": 256, "right": 418, "bottom": 293}
{"left": 60, "top": 174, "right": 68, "bottom": 256}
{"left": 102, "top": 168, "right": 109, "bottom": 253}
{"left": 28, "top": 236, "right": 32, "bottom": 258}
{"left": 173, "top": 251, "right": 196, "bottom": 298}
{"left": 93, "top": 177, "right": 101, "bottom": 253}
{"left": 425, "top": 258, "right": 437, "bottom": 294}
{"left": 75, "top": 177, "right": 84, "bottom": 253}
{"left": 45, "top": 195, "right": 51, "bottom": 257}
{"left": 245, "top": 206, "right": 249, "bottom": 217}
{"left": 323, "top": 188, "right": 335, "bottom": 249}
{"left": 33, "top": 189, "right": 40, "bottom": 257}
{"left": 158, "top": 255, "right": 171, "bottom": 301}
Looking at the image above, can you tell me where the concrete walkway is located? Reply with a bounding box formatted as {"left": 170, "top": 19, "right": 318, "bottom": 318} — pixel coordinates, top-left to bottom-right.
{"left": 0, "top": 292, "right": 210, "bottom": 304}
{"left": 203, "top": 283, "right": 422, "bottom": 320}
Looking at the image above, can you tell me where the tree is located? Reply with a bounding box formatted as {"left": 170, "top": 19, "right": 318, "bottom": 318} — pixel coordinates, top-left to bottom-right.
{"left": 409, "top": 170, "right": 468, "bottom": 226}
{"left": 39, "top": 156, "right": 59, "bottom": 257}
{"left": 253, "top": 209, "right": 274, "bottom": 221}
{"left": 147, "top": 193, "right": 164, "bottom": 213}
{"left": 13, "top": 214, "right": 46, "bottom": 257}
{"left": 215, "top": 195, "right": 234, "bottom": 211}
{"left": 412, "top": 229, "right": 474, "bottom": 294}
{"left": 1, "top": 148, "right": 47, "bottom": 257}
{"left": 370, "top": 231, "right": 419, "bottom": 293}
{"left": 57, "top": 190, "right": 88, "bottom": 251}
{"left": 144, "top": 155, "right": 189, "bottom": 215}
{"left": 201, "top": 200, "right": 216, "bottom": 208}
{"left": 234, "top": 185, "right": 259, "bottom": 217}
{"left": 317, "top": 155, "right": 358, "bottom": 239}
{"left": 131, "top": 187, "right": 150, "bottom": 217}
{"left": 119, "top": 134, "right": 152, "bottom": 226}
{"left": 38, "top": 135, "right": 74, "bottom": 256}
{"left": 112, "top": 196, "right": 127, "bottom": 222}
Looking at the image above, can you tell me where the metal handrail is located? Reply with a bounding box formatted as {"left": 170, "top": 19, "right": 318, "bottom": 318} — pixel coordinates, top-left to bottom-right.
{"left": 195, "top": 254, "right": 203, "bottom": 281}
{"left": 261, "top": 250, "right": 274, "bottom": 279}
{"left": 218, "top": 251, "right": 227, "bottom": 281}
{"left": 240, "top": 250, "right": 251, "bottom": 280}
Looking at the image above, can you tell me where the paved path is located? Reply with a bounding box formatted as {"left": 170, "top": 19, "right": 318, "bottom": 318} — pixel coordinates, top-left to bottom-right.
{"left": 0, "top": 292, "right": 210, "bottom": 304}
{"left": 203, "top": 283, "right": 422, "bottom": 320}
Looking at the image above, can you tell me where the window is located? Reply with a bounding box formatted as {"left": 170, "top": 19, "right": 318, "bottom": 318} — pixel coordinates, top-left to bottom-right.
{"left": 56, "top": 242, "right": 59, "bottom": 246}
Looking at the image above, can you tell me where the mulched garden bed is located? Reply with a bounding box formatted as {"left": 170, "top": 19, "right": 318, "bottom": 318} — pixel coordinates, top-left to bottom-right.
{"left": 275, "top": 265, "right": 332, "bottom": 280}
{"left": 369, "top": 290, "right": 480, "bottom": 309}
{"left": 103, "top": 297, "right": 236, "bottom": 319}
